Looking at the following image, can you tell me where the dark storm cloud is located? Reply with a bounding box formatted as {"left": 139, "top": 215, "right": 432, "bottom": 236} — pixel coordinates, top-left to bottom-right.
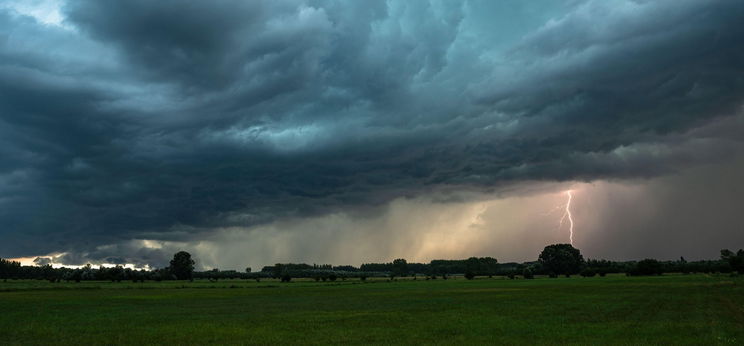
{"left": 2, "top": 0, "right": 744, "bottom": 264}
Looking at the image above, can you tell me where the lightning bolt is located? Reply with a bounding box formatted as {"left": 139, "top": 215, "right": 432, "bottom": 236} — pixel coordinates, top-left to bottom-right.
{"left": 559, "top": 190, "right": 575, "bottom": 245}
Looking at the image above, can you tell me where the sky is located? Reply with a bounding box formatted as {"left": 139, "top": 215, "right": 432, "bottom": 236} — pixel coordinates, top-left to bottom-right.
{"left": 1, "top": 0, "right": 743, "bottom": 270}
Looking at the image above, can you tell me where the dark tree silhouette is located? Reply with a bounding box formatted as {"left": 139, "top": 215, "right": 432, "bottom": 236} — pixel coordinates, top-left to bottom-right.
{"left": 169, "top": 251, "right": 195, "bottom": 280}
{"left": 580, "top": 268, "right": 596, "bottom": 277}
{"left": 631, "top": 259, "right": 663, "bottom": 276}
{"left": 392, "top": 258, "right": 408, "bottom": 277}
{"left": 463, "top": 257, "right": 499, "bottom": 278}
{"left": 721, "top": 249, "right": 744, "bottom": 274}
{"left": 538, "top": 244, "right": 584, "bottom": 276}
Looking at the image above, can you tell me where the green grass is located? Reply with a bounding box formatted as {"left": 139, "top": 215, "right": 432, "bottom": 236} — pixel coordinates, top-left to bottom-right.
{"left": 1, "top": 274, "right": 742, "bottom": 345}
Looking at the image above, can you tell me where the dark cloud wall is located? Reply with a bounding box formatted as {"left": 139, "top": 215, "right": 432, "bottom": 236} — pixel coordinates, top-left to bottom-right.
{"left": 1, "top": 0, "right": 744, "bottom": 265}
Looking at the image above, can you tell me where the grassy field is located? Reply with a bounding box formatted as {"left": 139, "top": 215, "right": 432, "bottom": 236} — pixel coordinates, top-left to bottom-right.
{"left": 1, "top": 274, "right": 742, "bottom": 345}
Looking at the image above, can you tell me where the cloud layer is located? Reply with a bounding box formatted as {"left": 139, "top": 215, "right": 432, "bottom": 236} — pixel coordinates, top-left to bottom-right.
{"left": 1, "top": 0, "right": 744, "bottom": 266}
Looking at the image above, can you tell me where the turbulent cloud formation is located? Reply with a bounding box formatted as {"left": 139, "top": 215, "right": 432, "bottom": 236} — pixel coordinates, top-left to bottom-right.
{"left": 1, "top": 0, "right": 744, "bottom": 267}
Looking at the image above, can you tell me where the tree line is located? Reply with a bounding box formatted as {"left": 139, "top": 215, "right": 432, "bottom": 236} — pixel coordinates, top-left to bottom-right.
{"left": 2, "top": 246, "right": 743, "bottom": 282}
{"left": 0, "top": 251, "right": 196, "bottom": 283}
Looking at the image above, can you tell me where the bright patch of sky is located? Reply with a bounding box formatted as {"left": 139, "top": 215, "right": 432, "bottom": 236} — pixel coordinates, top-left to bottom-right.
{"left": 1, "top": 0, "right": 65, "bottom": 27}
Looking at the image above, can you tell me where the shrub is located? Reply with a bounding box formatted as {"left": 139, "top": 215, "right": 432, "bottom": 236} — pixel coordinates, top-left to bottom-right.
{"left": 630, "top": 259, "right": 663, "bottom": 276}
{"left": 464, "top": 271, "right": 475, "bottom": 280}
{"left": 281, "top": 274, "right": 292, "bottom": 282}
{"left": 522, "top": 268, "right": 534, "bottom": 279}
{"left": 580, "top": 268, "right": 596, "bottom": 277}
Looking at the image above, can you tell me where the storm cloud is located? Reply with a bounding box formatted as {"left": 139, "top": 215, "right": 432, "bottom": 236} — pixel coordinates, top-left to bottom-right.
{"left": 1, "top": 0, "right": 744, "bottom": 267}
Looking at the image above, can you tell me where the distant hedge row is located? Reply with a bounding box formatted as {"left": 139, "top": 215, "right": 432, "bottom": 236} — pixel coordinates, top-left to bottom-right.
{"left": 2, "top": 247, "right": 742, "bottom": 282}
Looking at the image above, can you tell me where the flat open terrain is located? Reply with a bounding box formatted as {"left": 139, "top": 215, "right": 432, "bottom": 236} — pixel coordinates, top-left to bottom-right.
{"left": 1, "top": 274, "right": 742, "bottom": 345}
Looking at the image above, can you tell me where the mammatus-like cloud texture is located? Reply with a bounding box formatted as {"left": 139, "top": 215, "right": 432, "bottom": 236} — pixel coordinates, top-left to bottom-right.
{"left": 1, "top": 0, "right": 743, "bottom": 267}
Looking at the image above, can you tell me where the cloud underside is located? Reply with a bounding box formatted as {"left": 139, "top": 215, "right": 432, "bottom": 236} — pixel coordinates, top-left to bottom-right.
{"left": 1, "top": 0, "right": 744, "bottom": 265}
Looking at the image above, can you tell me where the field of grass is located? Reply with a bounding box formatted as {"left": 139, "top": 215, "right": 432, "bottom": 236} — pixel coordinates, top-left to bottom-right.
{"left": 1, "top": 274, "right": 742, "bottom": 345}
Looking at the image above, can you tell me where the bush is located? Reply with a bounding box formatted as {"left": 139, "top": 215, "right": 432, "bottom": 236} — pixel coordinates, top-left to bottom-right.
{"left": 580, "top": 268, "right": 596, "bottom": 277}
{"left": 522, "top": 268, "right": 534, "bottom": 279}
{"left": 630, "top": 259, "right": 663, "bottom": 276}
{"left": 281, "top": 274, "right": 292, "bottom": 282}
{"left": 328, "top": 274, "right": 337, "bottom": 281}
{"left": 464, "top": 271, "right": 475, "bottom": 280}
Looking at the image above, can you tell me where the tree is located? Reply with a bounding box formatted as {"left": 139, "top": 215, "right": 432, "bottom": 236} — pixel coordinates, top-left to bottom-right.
{"left": 721, "top": 249, "right": 744, "bottom": 274}
{"left": 0, "top": 258, "right": 21, "bottom": 279}
{"left": 272, "top": 264, "right": 284, "bottom": 279}
{"left": 464, "top": 257, "right": 479, "bottom": 280}
{"left": 463, "top": 257, "right": 499, "bottom": 278}
{"left": 481, "top": 257, "right": 498, "bottom": 277}
{"left": 169, "top": 251, "right": 195, "bottom": 280}
{"left": 392, "top": 258, "right": 408, "bottom": 277}
{"left": 631, "top": 259, "right": 662, "bottom": 276}
{"left": 109, "top": 265, "right": 125, "bottom": 282}
{"left": 580, "top": 268, "right": 596, "bottom": 277}
{"left": 538, "top": 244, "right": 584, "bottom": 276}
{"left": 245, "top": 267, "right": 252, "bottom": 273}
